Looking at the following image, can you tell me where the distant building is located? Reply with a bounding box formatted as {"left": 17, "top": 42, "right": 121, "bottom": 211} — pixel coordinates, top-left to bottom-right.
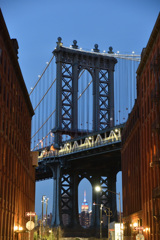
{"left": 79, "top": 191, "right": 90, "bottom": 228}
{"left": 121, "top": 13, "right": 160, "bottom": 240}
{"left": 89, "top": 210, "right": 92, "bottom": 227}
{"left": 0, "top": 9, "right": 35, "bottom": 239}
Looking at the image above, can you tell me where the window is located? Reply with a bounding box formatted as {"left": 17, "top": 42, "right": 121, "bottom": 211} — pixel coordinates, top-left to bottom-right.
{"left": 3, "top": 85, "right": 5, "bottom": 101}
{"left": 6, "top": 120, "right": 8, "bottom": 136}
{"left": 4, "top": 58, "right": 6, "bottom": 73}
{"left": 7, "top": 92, "right": 9, "bottom": 108}
{"left": 2, "top": 113, "right": 5, "bottom": 131}
{"left": 10, "top": 99, "right": 12, "bottom": 114}
{"left": 7, "top": 68, "right": 10, "bottom": 81}
{"left": 11, "top": 77, "right": 13, "bottom": 89}
{"left": 9, "top": 125, "right": 11, "bottom": 140}
{"left": 0, "top": 49, "right": 2, "bottom": 64}
{"left": 144, "top": 77, "right": 146, "bottom": 92}
{"left": 12, "top": 131, "right": 14, "bottom": 145}
{"left": 142, "top": 82, "right": 143, "bottom": 97}
{"left": 0, "top": 74, "right": 1, "bottom": 94}
{"left": 147, "top": 70, "right": 149, "bottom": 87}
{"left": 142, "top": 108, "right": 144, "bottom": 122}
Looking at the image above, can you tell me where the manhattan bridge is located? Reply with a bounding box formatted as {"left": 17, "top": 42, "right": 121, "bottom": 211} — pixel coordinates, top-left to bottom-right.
{"left": 30, "top": 37, "right": 140, "bottom": 237}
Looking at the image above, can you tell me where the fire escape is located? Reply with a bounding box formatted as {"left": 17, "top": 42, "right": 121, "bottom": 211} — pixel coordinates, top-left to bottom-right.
{"left": 151, "top": 48, "right": 160, "bottom": 219}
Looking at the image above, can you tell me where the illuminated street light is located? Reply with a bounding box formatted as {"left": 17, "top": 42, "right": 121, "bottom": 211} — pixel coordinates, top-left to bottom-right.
{"left": 19, "top": 226, "right": 23, "bottom": 231}
{"left": 14, "top": 226, "right": 18, "bottom": 231}
{"left": 14, "top": 225, "right": 24, "bottom": 239}
{"left": 95, "top": 185, "right": 101, "bottom": 192}
{"left": 41, "top": 195, "right": 46, "bottom": 238}
{"left": 95, "top": 186, "right": 122, "bottom": 240}
{"left": 49, "top": 229, "right": 53, "bottom": 240}
{"left": 14, "top": 225, "right": 23, "bottom": 232}
{"left": 95, "top": 186, "right": 103, "bottom": 238}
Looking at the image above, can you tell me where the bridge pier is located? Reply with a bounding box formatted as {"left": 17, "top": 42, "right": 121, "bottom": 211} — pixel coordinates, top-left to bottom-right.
{"left": 46, "top": 162, "right": 119, "bottom": 230}
{"left": 71, "top": 172, "right": 79, "bottom": 226}
{"left": 48, "top": 163, "right": 61, "bottom": 227}
{"left": 107, "top": 173, "right": 118, "bottom": 222}
{"left": 60, "top": 170, "right": 80, "bottom": 228}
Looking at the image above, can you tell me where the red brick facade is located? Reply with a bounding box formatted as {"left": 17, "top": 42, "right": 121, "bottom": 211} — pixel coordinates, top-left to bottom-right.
{"left": 0, "top": 10, "right": 35, "bottom": 239}
{"left": 122, "top": 13, "right": 160, "bottom": 240}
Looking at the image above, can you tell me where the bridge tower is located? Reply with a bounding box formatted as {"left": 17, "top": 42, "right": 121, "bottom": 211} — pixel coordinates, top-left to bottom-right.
{"left": 37, "top": 38, "right": 120, "bottom": 236}
{"left": 53, "top": 37, "right": 117, "bottom": 149}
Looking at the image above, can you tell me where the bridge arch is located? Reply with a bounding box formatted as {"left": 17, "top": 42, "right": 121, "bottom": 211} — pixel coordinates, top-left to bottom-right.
{"left": 78, "top": 178, "right": 92, "bottom": 228}
{"left": 116, "top": 171, "right": 122, "bottom": 212}
{"left": 78, "top": 66, "right": 94, "bottom": 79}
{"left": 78, "top": 69, "right": 93, "bottom": 131}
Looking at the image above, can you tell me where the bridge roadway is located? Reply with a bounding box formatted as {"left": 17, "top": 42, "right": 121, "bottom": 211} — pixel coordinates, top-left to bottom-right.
{"left": 36, "top": 124, "right": 124, "bottom": 181}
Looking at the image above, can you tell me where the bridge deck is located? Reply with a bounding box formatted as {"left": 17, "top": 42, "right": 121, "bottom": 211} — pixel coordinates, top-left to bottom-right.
{"left": 36, "top": 125, "right": 124, "bottom": 181}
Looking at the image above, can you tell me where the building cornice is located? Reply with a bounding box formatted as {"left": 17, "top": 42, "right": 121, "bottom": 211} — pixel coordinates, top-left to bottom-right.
{"left": 137, "top": 13, "right": 160, "bottom": 76}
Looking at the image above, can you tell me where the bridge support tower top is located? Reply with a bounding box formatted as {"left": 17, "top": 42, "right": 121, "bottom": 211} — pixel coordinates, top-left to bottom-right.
{"left": 52, "top": 37, "right": 117, "bottom": 148}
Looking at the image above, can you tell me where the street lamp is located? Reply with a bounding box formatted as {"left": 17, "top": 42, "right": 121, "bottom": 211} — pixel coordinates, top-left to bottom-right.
{"left": 41, "top": 195, "right": 46, "bottom": 238}
{"left": 93, "top": 203, "right": 112, "bottom": 239}
{"left": 107, "top": 189, "right": 122, "bottom": 239}
{"left": 14, "top": 225, "right": 24, "bottom": 240}
{"left": 49, "top": 229, "right": 53, "bottom": 240}
{"left": 45, "top": 197, "right": 49, "bottom": 226}
{"left": 95, "top": 186, "right": 101, "bottom": 192}
{"left": 93, "top": 202, "right": 103, "bottom": 239}
{"left": 95, "top": 186, "right": 122, "bottom": 240}
{"left": 100, "top": 204, "right": 103, "bottom": 239}
{"left": 104, "top": 207, "right": 112, "bottom": 239}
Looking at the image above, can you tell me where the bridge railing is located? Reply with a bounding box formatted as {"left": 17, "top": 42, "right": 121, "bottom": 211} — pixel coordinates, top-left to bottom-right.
{"left": 58, "top": 136, "right": 121, "bottom": 156}
{"left": 38, "top": 128, "right": 122, "bottom": 161}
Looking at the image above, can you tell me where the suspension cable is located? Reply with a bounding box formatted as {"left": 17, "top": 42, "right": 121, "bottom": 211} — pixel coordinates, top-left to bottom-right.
{"left": 105, "top": 53, "right": 140, "bottom": 62}
{"left": 78, "top": 79, "right": 93, "bottom": 99}
{"left": 32, "top": 69, "right": 87, "bottom": 140}
{"left": 32, "top": 55, "right": 138, "bottom": 147}
{"left": 31, "top": 109, "right": 56, "bottom": 139}
{"left": 33, "top": 77, "right": 56, "bottom": 111}
{"left": 31, "top": 130, "right": 52, "bottom": 151}
{"left": 64, "top": 46, "right": 140, "bottom": 61}
{"left": 29, "top": 55, "right": 55, "bottom": 96}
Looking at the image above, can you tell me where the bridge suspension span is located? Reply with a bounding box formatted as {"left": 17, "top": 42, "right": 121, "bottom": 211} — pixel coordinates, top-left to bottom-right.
{"left": 30, "top": 38, "right": 140, "bottom": 151}
{"left": 31, "top": 38, "right": 141, "bottom": 234}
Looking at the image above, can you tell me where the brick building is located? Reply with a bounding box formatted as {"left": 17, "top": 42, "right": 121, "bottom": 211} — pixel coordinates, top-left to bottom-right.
{"left": 0, "top": 10, "right": 35, "bottom": 239}
{"left": 121, "top": 13, "right": 160, "bottom": 240}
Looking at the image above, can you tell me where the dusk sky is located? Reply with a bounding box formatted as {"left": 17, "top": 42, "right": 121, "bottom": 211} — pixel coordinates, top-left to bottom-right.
{"left": 1, "top": 0, "right": 159, "bottom": 216}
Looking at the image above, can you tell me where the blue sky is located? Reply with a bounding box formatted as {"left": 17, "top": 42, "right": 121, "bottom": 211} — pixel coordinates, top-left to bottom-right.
{"left": 1, "top": 0, "right": 159, "bottom": 216}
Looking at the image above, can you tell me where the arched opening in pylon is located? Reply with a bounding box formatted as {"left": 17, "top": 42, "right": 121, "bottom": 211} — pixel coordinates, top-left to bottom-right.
{"left": 78, "top": 69, "right": 93, "bottom": 133}
{"left": 116, "top": 171, "right": 123, "bottom": 215}
{"left": 78, "top": 178, "right": 92, "bottom": 228}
